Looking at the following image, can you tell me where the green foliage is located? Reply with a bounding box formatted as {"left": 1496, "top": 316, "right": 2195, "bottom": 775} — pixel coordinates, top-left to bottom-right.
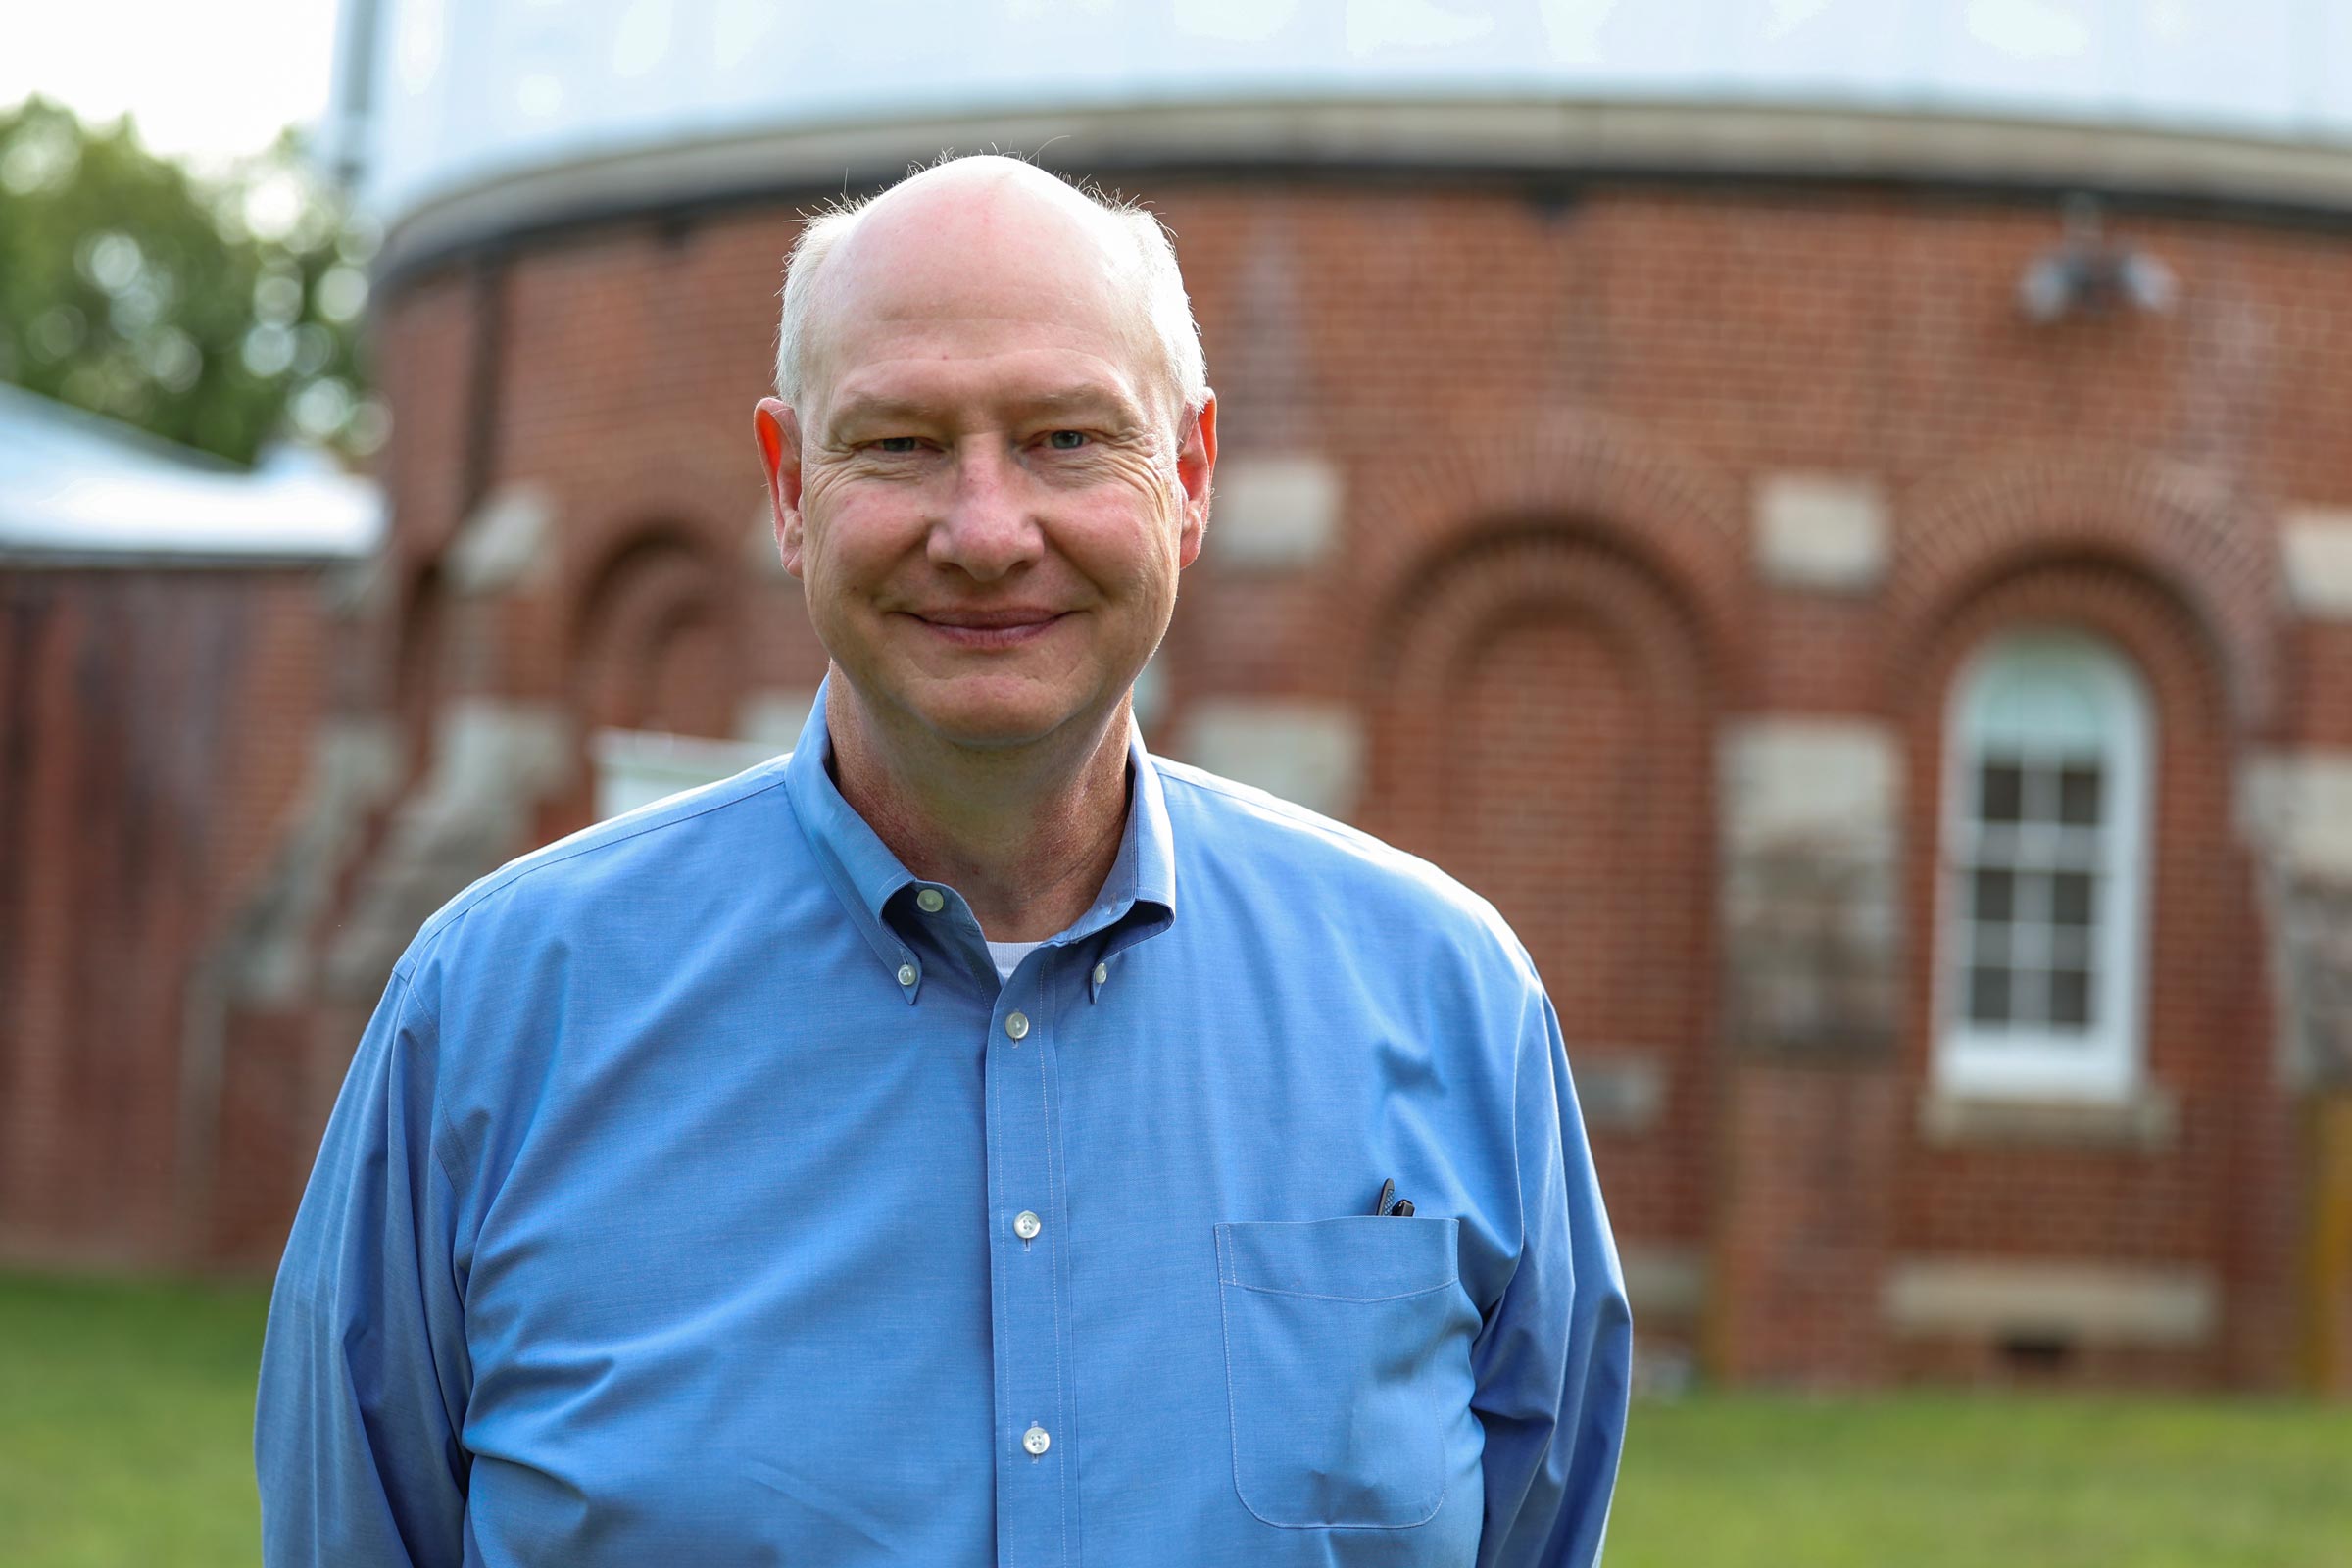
{"left": 0, "top": 96, "right": 379, "bottom": 466}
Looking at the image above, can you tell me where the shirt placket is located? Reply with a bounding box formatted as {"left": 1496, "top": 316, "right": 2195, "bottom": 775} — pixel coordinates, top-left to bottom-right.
{"left": 986, "top": 956, "right": 1074, "bottom": 1568}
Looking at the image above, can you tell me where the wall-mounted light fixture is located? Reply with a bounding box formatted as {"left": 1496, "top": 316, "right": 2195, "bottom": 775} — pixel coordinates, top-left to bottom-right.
{"left": 2017, "top": 195, "right": 2178, "bottom": 323}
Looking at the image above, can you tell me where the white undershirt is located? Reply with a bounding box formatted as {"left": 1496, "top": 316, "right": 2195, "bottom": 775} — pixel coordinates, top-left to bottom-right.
{"left": 986, "top": 939, "right": 1045, "bottom": 980}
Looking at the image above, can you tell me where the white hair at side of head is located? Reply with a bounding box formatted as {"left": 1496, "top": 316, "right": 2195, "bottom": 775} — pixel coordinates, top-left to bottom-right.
{"left": 771, "top": 159, "right": 1209, "bottom": 433}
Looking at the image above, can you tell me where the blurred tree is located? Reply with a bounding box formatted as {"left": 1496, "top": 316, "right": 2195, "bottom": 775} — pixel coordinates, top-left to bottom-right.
{"left": 0, "top": 95, "right": 382, "bottom": 466}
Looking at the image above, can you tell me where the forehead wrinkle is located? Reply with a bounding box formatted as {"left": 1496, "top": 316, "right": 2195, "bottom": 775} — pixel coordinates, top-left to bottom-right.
{"left": 823, "top": 388, "right": 1149, "bottom": 446}
{"left": 826, "top": 345, "right": 1149, "bottom": 426}
{"left": 820, "top": 315, "right": 1166, "bottom": 439}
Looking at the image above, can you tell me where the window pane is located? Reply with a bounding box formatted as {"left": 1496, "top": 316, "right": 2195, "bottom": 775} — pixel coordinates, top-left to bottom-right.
{"left": 2052, "top": 871, "right": 2095, "bottom": 928}
{"left": 2050, "top": 966, "right": 2093, "bottom": 1028}
{"left": 1972, "top": 866, "right": 2015, "bottom": 922}
{"left": 2014, "top": 869, "right": 2050, "bottom": 925}
{"left": 2004, "top": 924, "right": 2055, "bottom": 977}
{"left": 2021, "top": 762, "right": 2060, "bottom": 826}
{"left": 1981, "top": 760, "right": 2025, "bottom": 823}
{"left": 2058, "top": 763, "right": 2102, "bottom": 826}
{"left": 2012, "top": 965, "right": 2048, "bottom": 1026}
{"left": 1968, "top": 966, "right": 2012, "bottom": 1024}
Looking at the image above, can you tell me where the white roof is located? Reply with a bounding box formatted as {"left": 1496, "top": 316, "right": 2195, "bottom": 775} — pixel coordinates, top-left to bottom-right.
{"left": 0, "top": 382, "right": 382, "bottom": 565}
{"left": 339, "top": 0, "right": 2352, "bottom": 230}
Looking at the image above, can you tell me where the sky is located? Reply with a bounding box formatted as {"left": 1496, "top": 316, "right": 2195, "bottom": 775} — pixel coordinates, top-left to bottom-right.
{"left": 0, "top": 0, "right": 341, "bottom": 167}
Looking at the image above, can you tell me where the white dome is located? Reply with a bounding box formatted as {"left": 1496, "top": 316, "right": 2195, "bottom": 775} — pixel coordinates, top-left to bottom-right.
{"left": 334, "top": 0, "right": 2352, "bottom": 258}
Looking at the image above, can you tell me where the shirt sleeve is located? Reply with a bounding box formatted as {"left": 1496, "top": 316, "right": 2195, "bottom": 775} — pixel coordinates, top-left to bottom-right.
{"left": 1471, "top": 979, "right": 1635, "bottom": 1568}
{"left": 255, "top": 966, "right": 471, "bottom": 1568}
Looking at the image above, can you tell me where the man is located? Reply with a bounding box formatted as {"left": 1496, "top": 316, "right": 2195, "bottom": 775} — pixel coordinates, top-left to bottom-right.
{"left": 257, "top": 154, "right": 1630, "bottom": 1566}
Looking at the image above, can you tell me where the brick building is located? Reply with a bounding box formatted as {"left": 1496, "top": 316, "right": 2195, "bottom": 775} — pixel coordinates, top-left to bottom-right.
{"left": 0, "top": 383, "right": 379, "bottom": 1267}
{"left": 11, "top": 1, "right": 2352, "bottom": 1390}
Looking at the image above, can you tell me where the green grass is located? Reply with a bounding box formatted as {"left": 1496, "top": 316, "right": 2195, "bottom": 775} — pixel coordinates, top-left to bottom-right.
{"left": 1, "top": 1271, "right": 269, "bottom": 1568}
{"left": 1608, "top": 1391, "right": 2352, "bottom": 1568}
{"left": 5, "top": 1269, "right": 2350, "bottom": 1565}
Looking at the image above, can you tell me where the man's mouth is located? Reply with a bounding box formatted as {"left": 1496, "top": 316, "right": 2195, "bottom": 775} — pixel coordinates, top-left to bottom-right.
{"left": 907, "top": 609, "right": 1067, "bottom": 647}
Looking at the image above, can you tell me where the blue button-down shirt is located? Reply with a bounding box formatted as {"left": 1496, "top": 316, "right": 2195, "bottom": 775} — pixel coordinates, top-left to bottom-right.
{"left": 257, "top": 683, "right": 1631, "bottom": 1566}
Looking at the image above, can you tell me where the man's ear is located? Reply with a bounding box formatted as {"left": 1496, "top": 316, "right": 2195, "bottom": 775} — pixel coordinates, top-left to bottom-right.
{"left": 1174, "top": 392, "right": 1217, "bottom": 571}
{"left": 754, "top": 397, "right": 808, "bottom": 578}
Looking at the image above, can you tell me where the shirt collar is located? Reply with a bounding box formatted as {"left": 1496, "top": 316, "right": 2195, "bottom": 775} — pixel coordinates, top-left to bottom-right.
{"left": 782, "top": 676, "right": 1178, "bottom": 984}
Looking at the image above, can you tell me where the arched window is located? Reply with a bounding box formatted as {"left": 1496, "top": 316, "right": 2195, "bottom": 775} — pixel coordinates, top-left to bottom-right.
{"left": 1933, "top": 629, "right": 2153, "bottom": 1101}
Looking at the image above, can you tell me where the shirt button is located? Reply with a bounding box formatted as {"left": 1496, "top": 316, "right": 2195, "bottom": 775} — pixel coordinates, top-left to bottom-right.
{"left": 897, "top": 963, "right": 917, "bottom": 987}
{"left": 1013, "top": 1210, "right": 1042, "bottom": 1240}
{"left": 916, "top": 888, "right": 945, "bottom": 913}
{"left": 1022, "top": 1424, "right": 1052, "bottom": 1456}
{"left": 1005, "top": 1011, "right": 1030, "bottom": 1040}
{"left": 1092, "top": 962, "right": 1108, "bottom": 986}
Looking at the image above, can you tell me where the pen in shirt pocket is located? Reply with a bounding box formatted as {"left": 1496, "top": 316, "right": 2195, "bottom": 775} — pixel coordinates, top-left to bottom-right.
{"left": 1371, "top": 1177, "right": 1414, "bottom": 1217}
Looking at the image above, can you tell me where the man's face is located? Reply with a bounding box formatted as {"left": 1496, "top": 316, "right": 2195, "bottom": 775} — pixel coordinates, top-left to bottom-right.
{"left": 756, "top": 177, "right": 1215, "bottom": 755}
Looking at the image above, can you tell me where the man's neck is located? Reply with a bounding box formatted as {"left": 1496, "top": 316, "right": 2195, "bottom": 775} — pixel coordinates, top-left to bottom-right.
{"left": 823, "top": 677, "right": 1133, "bottom": 943}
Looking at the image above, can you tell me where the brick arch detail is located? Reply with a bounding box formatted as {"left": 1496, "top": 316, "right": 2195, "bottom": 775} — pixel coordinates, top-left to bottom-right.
{"left": 568, "top": 524, "right": 744, "bottom": 741}
{"left": 1894, "top": 558, "right": 2280, "bottom": 1380}
{"left": 1363, "top": 527, "right": 1717, "bottom": 851}
{"left": 1370, "top": 529, "right": 1707, "bottom": 699}
{"left": 1344, "top": 416, "right": 1751, "bottom": 696}
{"left": 1887, "top": 448, "right": 2281, "bottom": 733}
{"left": 489, "top": 428, "right": 759, "bottom": 704}
{"left": 550, "top": 436, "right": 759, "bottom": 615}
{"left": 1360, "top": 528, "right": 1720, "bottom": 1250}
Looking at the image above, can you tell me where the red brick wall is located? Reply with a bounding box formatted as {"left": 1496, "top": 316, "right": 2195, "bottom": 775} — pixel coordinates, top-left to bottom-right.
{"left": 0, "top": 568, "right": 334, "bottom": 1266}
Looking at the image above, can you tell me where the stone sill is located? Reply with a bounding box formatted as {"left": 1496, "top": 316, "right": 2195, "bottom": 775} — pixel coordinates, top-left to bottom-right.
{"left": 1918, "top": 1085, "right": 2178, "bottom": 1152}
{"left": 1883, "top": 1256, "right": 2217, "bottom": 1348}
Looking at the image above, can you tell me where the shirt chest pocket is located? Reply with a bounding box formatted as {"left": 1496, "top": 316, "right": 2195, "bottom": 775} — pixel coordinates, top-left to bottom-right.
{"left": 1213, "top": 1216, "right": 1475, "bottom": 1531}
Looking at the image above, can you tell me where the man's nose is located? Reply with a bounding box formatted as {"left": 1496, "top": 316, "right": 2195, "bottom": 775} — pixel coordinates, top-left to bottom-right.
{"left": 929, "top": 442, "right": 1043, "bottom": 581}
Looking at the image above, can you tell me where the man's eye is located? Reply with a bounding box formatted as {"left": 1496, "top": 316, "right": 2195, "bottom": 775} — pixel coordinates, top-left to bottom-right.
{"left": 875, "top": 436, "right": 922, "bottom": 454}
{"left": 1045, "top": 429, "right": 1088, "bottom": 451}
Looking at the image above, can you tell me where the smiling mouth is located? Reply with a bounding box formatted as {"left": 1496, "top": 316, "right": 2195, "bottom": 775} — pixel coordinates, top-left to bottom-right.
{"left": 906, "top": 610, "right": 1068, "bottom": 648}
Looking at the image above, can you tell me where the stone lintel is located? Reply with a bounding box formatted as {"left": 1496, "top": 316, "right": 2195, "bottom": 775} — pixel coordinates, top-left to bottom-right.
{"left": 447, "top": 483, "right": 555, "bottom": 596}
{"left": 2241, "top": 749, "right": 2352, "bottom": 880}
{"left": 1918, "top": 1086, "right": 2178, "bottom": 1152}
{"left": 1620, "top": 1245, "right": 1708, "bottom": 1320}
{"left": 1883, "top": 1257, "right": 2217, "bottom": 1348}
{"left": 1721, "top": 715, "right": 1900, "bottom": 849}
{"left": 1209, "top": 454, "right": 1341, "bottom": 570}
{"left": 1754, "top": 471, "right": 1887, "bottom": 593}
{"left": 2281, "top": 508, "right": 2352, "bottom": 621}
{"left": 1174, "top": 697, "right": 1363, "bottom": 820}
{"left": 1570, "top": 1050, "right": 1667, "bottom": 1135}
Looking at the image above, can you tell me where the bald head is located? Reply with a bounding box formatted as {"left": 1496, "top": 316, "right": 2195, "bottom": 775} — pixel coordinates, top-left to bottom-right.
{"left": 774, "top": 156, "right": 1207, "bottom": 432}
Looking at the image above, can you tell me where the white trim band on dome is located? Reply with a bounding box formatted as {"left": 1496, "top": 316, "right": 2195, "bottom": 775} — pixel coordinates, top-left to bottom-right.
{"left": 370, "top": 96, "right": 2352, "bottom": 277}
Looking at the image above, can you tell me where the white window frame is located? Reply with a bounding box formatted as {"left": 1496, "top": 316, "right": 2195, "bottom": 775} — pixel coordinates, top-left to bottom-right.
{"left": 1931, "top": 628, "right": 2154, "bottom": 1103}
